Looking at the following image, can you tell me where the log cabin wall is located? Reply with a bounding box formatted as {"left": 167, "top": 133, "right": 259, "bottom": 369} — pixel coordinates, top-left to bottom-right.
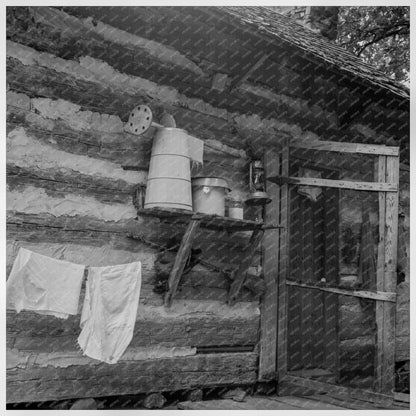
{"left": 6, "top": 6, "right": 409, "bottom": 402}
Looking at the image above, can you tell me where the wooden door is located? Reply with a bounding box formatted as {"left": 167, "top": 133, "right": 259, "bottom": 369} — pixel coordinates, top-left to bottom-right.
{"left": 287, "top": 167, "right": 339, "bottom": 376}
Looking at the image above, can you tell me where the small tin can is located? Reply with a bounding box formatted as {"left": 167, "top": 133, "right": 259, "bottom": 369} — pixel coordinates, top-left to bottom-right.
{"left": 228, "top": 199, "right": 244, "bottom": 219}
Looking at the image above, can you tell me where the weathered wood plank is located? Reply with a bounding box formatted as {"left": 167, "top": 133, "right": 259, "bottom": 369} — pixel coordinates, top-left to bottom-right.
{"left": 228, "top": 228, "right": 264, "bottom": 305}
{"left": 323, "top": 186, "right": 339, "bottom": 376}
{"left": 7, "top": 211, "right": 253, "bottom": 271}
{"left": 258, "top": 150, "right": 280, "bottom": 381}
{"left": 291, "top": 140, "right": 400, "bottom": 156}
{"left": 165, "top": 219, "right": 201, "bottom": 307}
{"left": 7, "top": 351, "right": 258, "bottom": 403}
{"left": 271, "top": 395, "right": 346, "bottom": 410}
{"left": 286, "top": 280, "right": 396, "bottom": 302}
{"left": 394, "top": 392, "right": 410, "bottom": 403}
{"left": 300, "top": 199, "right": 314, "bottom": 369}
{"left": 277, "top": 140, "right": 290, "bottom": 380}
{"left": 137, "top": 207, "right": 262, "bottom": 232}
{"left": 268, "top": 176, "right": 398, "bottom": 192}
{"left": 375, "top": 155, "right": 399, "bottom": 393}
{"left": 307, "top": 394, "right": 382, "bottom": 410}
{"left": 283, "top": 375, "right": 396, "bottom": 405}
{"left": 395, "top": 281, "right": 409, "bottom": 361}
{"left": 177, "top": 397, "right": 302, "bottom": 410}
{"left": 373, "top": 156, "right": 386, "bottom": 392}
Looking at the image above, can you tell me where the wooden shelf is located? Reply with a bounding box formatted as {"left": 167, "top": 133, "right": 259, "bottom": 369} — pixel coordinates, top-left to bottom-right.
{"left": 137, "top": 207, "right": 264, "bottom": 307}
{"left": 137, "top": 207, "right": 263, "bottom": 231}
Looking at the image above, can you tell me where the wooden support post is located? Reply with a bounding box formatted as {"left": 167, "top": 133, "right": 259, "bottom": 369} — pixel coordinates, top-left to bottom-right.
{"left": 228, "top": 228, "right": 264, "bottom": 306}
{"left": 323, "top": 184, "right": 339, "bottom": 380}
{"left": 277, "top": 140, "right": 290, "bottom": 382}
{"left": 374, "top": 155, "right": 386, "bottom": 392}
{"left": 259, "top": 150, "right": 280, "bottom": 381}
{"left": 374, "top": 154, "right": 399, "bottom": 393}
{"left": 164, "top": 219, "right": 201, "bottom": 307}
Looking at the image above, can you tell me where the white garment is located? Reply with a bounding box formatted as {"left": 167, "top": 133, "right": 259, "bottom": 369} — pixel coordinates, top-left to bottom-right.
{"left": 6, "top": 247, "right": 85, "bottom": 319}
{"left": 77, "top": 262, "right": 142, "bottom": 364}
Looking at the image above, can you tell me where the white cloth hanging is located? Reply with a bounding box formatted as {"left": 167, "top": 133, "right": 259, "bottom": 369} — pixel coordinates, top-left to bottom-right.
{"left": 6, "top": 247, "right": 85, "bottom": 319}
{"left": 77, "top": 261, "right": 142, "bottom": 364}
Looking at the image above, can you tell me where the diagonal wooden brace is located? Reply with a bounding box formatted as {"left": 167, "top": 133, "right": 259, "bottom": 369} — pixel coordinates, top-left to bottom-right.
{"left": 164, "top": 218, "right": 201, "bottom": 307}
{"left": 227, "top": 228, "right": 264, "bottom": 306}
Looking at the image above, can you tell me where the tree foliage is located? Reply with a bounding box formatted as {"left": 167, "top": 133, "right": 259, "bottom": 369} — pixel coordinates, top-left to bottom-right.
{"left": 337, "top": 7, "right": 409, "bottom": 84}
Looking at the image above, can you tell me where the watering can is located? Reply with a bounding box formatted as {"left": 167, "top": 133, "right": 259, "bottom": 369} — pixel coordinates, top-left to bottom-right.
{"left": 127, "top": 105, "right": 204, "bottom": 211}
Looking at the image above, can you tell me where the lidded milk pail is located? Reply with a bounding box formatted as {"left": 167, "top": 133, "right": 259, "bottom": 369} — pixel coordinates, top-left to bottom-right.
{"left": 145, "top": 128, "right": 199, "bottom": 211}
{"left": 192, "top": 177, "right": 230, "bottom": 216}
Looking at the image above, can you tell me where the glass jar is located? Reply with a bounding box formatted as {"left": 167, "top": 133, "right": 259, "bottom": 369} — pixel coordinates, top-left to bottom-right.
{"left": 228, "top": 199, "right": 244, "bottom": 219}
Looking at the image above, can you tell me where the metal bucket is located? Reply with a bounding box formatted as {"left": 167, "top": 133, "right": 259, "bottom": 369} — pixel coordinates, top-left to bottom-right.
{"left": 145, "top": 128, "right": 193, "bottom": 211}
{"left": 192, "top": 177, "right": 230, "bottom": 216}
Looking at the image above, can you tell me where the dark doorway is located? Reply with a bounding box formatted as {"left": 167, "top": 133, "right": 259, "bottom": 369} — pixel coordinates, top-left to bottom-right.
{"left": 287, "top": 165, "right": 339, "bottom": 380}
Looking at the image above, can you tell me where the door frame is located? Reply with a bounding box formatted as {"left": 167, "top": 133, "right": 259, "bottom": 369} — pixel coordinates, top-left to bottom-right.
{"left": 258, "top": 138, "right": 400, "bottom": 395}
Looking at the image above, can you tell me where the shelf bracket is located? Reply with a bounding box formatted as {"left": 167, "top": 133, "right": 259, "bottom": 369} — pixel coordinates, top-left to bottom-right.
{"left": 164, "top": 218, "right": 201, "bottom": 307}
{"left": 227, "top": 227, "right": 264, "bottom": 306}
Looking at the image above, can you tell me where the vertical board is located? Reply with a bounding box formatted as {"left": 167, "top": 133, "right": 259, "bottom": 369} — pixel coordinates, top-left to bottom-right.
{"left": 382, "top": 155, "right": 399, "bottom": 393}
{"left": 374, "top": 156, "right": 386, "bottom": 392}
{"left": 277, "top": 140, "right": 290, "bottom": 380}
{"left": 374, "top": 154, "right": 399, "bottom": 393}
{"left": 287, "top": 187, "right": 302, "bottom": 370}
{"left": 323, "top": 186, "right": 340, "bottom": 377}
{"left": 259, "top": 150, "right": 280, "bottom": 381}
{"left": 300, "top": 200, "right": 314, "bottom": 368}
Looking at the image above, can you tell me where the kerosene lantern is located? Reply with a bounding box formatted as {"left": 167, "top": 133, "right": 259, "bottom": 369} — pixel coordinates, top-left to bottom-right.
{"left": 245, "top": 160, "right": 272, "bottom": 206}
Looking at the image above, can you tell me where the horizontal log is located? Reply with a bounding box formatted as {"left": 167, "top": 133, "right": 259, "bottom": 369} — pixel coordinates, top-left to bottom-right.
{"left": 7, "top": 121, "right": 146, "bottom": 185}
{"left": 7, "top": 211, "right": 138, "bottom": 236}
{"left": 6, "top": 239, "right": 156, "bottom": 279}
{"left": 268, "top": 176, "right": 398, "bottom": 192}
{"left": 286, "top": 280, "right": 396, "bottom": 302}
{"left": 34, "top": 5, "right": 331, "bottom": 129}
{"left": 7, "top": 164, "right": 136, "bottom": 205}
{"left": 7, "top": 211, "right": 253, "bottom": 260}
{"left": 30, "top": 6, "right": 206, "bottom": 75}
{"left": 7, "top": 185, "right": 137, "bottom": 223}
{"left": 8, "top": 299, "right": 259, "bottom": 352}
{"left": 6, "top": 57, "right": 246, "bottom": 149}
{"left": 6, "top": 44, "right": 345, "bottom": 152}
{"left": 175, "top": 285, "right": 258, "bottom": 303}
{"left": 7, "top": 103, "right": 247, "bottom": 177}
{"left": 6, "top": 351, "right": 258, "bottom": 402}
{"left": 291, "top": 140, "right": 400, "bottom": 156}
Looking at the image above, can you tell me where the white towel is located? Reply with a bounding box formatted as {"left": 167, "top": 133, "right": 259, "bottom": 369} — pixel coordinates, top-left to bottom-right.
{"left": 6, "top": 247, "right": 85, "bottom": 319}
{"left": 77, "top": 261, "right": 142, "bottom": 364}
